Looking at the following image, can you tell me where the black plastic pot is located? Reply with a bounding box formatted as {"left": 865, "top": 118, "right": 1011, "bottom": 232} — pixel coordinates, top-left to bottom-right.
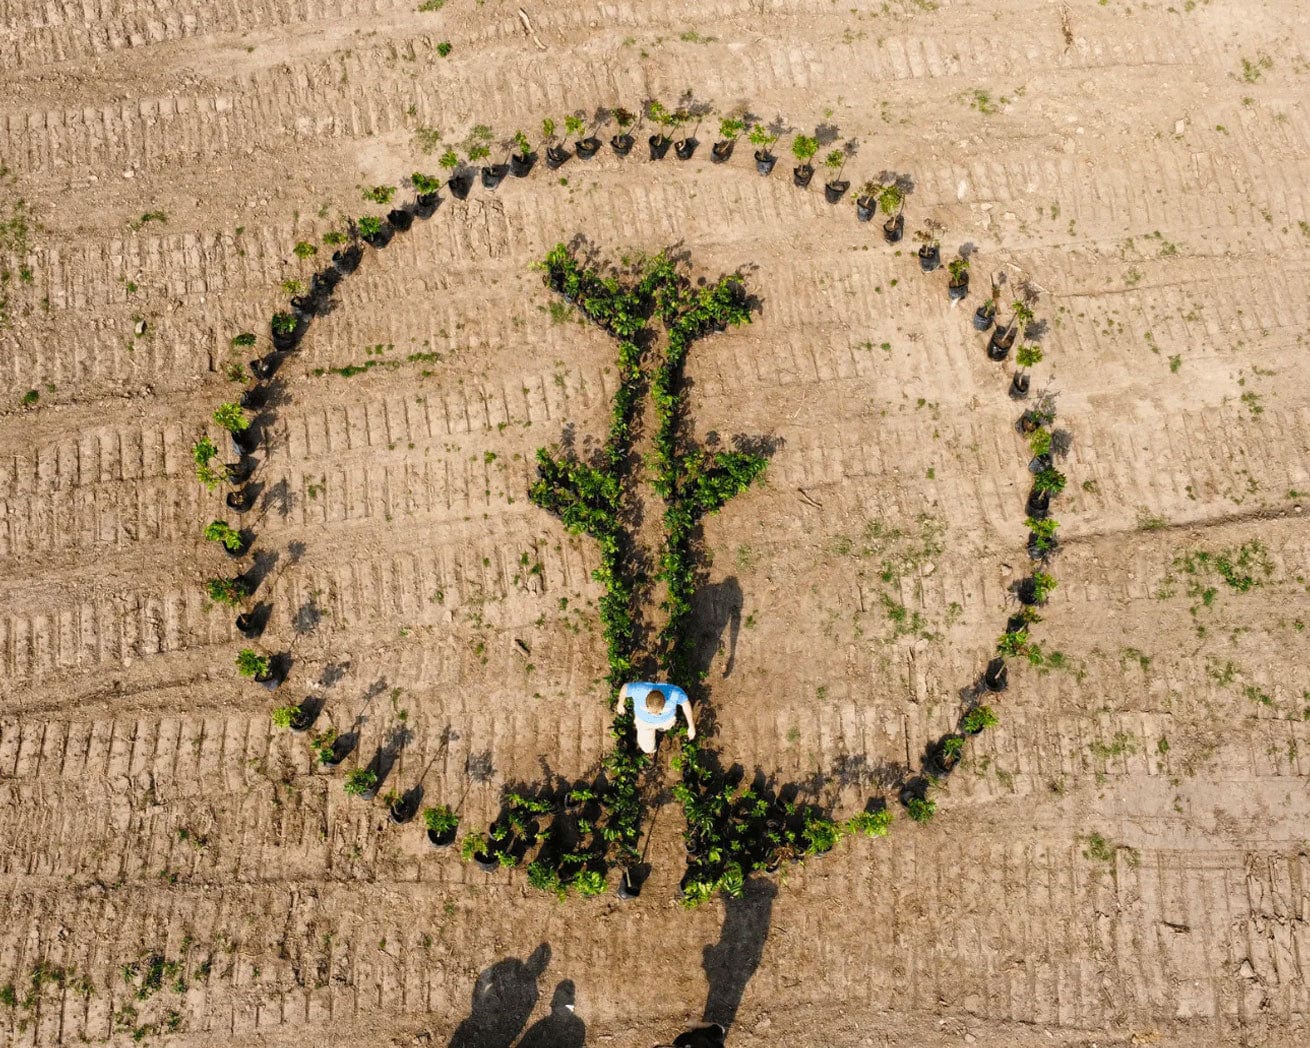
{"left": 1027, "top": 533, "right": 1056, "bottom": 561}
{"left": 1027, "top": 487, "right": 1052, "bottom": 520}
{"left": 271, "top": 325, "right": 300, "bottom": 352}
{"left": 510, "top": 152, "right": 535, "bottom": 176}
{"left": 674, "top": 138, "right": 697, "bottom": 160}
{"left": 227, "top": 456, "right": 256, "bottom": 485}
{"left": 1009, "top": 372, "right": 1031, "bottom": 400}
{"left": 1029, "top": 453, "right": 1053, "bottom": 474}
{"left": 918, "top": 245, "right": 941, "bottom": 272}
{"left": 1006, "top": 614, "right": 1029, "bottom": 635}
{"left": 575, "top": 137, "right": 601, "bottom": 159}
{"left": 223, "top": 531, "right": 252, "bottom": 560}
{"left": 235, "top": 611, "right": 263, "bottom": 640}
{"left": 230, "top": 429, "right": 258, "bottom": 458}
{"left": 447, "top": 173, "right": 472, "bottom": 199}
{"left": 883, "top": 214, "right": 904, "bottom": 243}
{"left": 610, "top": 134, "right": 634, "bottom": 157}
{"left": 387, "top": 208, "right": 413, "bottom": 232}
{"left": 711, "top": 140, "right": 734, "bottom": 163}
{"left": 948, "top": 277, "right": 969, "bottom": 301}
{"left": 332, "top": 245, "right": 362, "bottom": 274}
{"left": 856, "top": 197, "right": 876, "bottom": 222}
{"left": 937, "top": 738, "right": 962, "bottom": 773}
{"left": 793, "top": 164, "right": 814, "bottom": 188}
{"left": 473, "top": 851, "right": 499, "bottom": 872}
{"left": 226, "top": 486, "right": 256, "bottom": 513}
{"left": 414, "top": 192, "right": 439, "bottom": 216}
{"left": 481, "top": 164, "right": 508, "bottom": 189}
{"left": 1018, "top": 577, "right": 1047, "bottom": 607}
{"left": 321, "top": 738, "right": 347, "bottom": 767}
{"left": 239, "top": 385, "right": 266, "bottom": 410}
{"left": 250, "top": 355, "right": 278, "bottom": 381}
{"left": 289, "top": 705, "right": 315, "bottom": 732}
{"left": 987, "top": 327, "right": 1015, "bottom": 361}
{"left": 389, "top": 797, "right": 415, "bottom": 825}
{"left": 984, "top": 658, "right": 1008, "bottom": 693}
{"left": 617, "top": 869, "right": 641, "bottom": 900}
{"left": 824, "top": 179, "right": 850, "bottom": 204}
{"left": 427, "top": 826, "right": 456, "bottom": 848}
{"left": 648, "top": 135, "right": 671, "bottom": 160}
{"left": 545, "top": 146, "right": 570, "bottom": 169}
{"left": 754, "top": 150, "right": 776, "bottom": 175}
{"left": 973, "top": 305, "right": 996, "bottom": 331}
{"left": 256, "top": 670, "right": 284, "bottom": 692}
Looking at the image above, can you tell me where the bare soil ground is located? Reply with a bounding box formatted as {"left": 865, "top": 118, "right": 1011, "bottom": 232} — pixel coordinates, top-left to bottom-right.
{"left": 2, "top": 1, "right": 1310, "bottom": 1046}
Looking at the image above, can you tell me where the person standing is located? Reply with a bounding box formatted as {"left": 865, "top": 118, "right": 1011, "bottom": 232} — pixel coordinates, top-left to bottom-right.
{"left": 616, "top": 681, "right": 696, "bottom": 754}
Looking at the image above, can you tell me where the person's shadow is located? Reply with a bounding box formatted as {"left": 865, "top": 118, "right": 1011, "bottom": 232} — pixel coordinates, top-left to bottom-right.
{"left": 701, "top": 877, "right": 778, "bottom": 1030}
{"left": 449, "top": 944, "right": 552, "bottom": 1048}
{"left": 517, "top": 980, "right": 585, "bottom": 1048}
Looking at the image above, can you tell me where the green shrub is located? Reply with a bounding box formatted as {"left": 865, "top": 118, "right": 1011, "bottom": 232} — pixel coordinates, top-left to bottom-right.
{"left": 271, "top": 704, "right": 301, "bottom": 729}
{"left": 203, "top": 520, "right": 243, "bottom": 551}
{"left": 423, "top": 804, "right": 459, "bottom": 834}
{"left": 962, "top": 705, "right": 999, "bottom": 734}
{"left": 907, "top": 796, "right": 937, "bottom": 823}
{"left": 205, "top": 577, "right": 247, "bottom": 606}
{"left": 343, "top": 769, "right": 378, "bottom": 797}
{"left": 212, "top": 403, "right": 249, "bottom": 433}
{"left": 235, "top": 649, "right": 270, "bottom": 679}
{"left": 845, "top": 809, "right": 893, "bottom": 838}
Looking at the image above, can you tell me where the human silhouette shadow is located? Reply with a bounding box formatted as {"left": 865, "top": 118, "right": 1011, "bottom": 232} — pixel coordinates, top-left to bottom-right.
{"left": 701, "top": 877, "right": 777, "bottom": 1031}
{"left": 689, "top": 576, "right": 742, "bottom": 679}
{"left": 518, "top": 980, "right": 585, "bottom": 1048}
{"left": 448, "top": 944, "right": 551, "bottom": 1048}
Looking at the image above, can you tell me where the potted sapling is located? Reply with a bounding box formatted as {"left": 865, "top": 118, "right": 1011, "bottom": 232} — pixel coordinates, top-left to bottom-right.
{"left": 310, "top": 726, "right": 343, "bottom": 766}
{"left": 822, "top": 148, "right": 850, "bottom": 203}
{"left": 1018, "top": 569, "right": 1058, "bottom": 607}
{"left": 879, "top": 182, "right": 905, "bottom": 243}
{"left": 1028, "top": 465, "right": 1066, "bottom": 520}
{"left": 509, "top": 130, "right": 535, "bottom": 176}
{"left": 962, "top": 705, "right": 999, "bottom": 736}
{"left": 246, "top": 358, "right": 276, "bottom": 385}
{"left": 947, "top": 256, "right": 970, "bottom": 301}
{"left": 610, "top": 108, "right": 636, "bottom": 156}
{"left": 356, "top": 213, "right": 389, "bottom": 248}
{"left": 1011, "top": 343, "right": 1043, "bottom": 398}
{"left": 937, "top": 734, "right": 966, "bottom": 773}
{"left": 213, "top": 402, "right": 256, "bottom": 458}
{"left": 984, "top": 656, "right": 1009, "bottom": 693}
{"left": 204, "top": 519, "right": 250, "bottom": 559}
{"left": 440, "top": 146, "right": 473, "bottom": 199}
{"left": 542, "top": 118, "right": 570, "bottom": 169}
{"left": 272, "top": 702, "right": 313, "bottom": 732}
{"left": 1028, "top": 427, "right": 1054, "bottom": 472}
{"left": 424, "top": 804, "right": 460, "bottom": 847}
{"left": 791, "top": 133, "right": 818, "bottom": 187}
{"left": 672, "top": 108, "right": 697, "bottom": 159}
{"left": 915, "top": 227, "right": 941, "bottom": 273}
{"left": 474, "top": 140, "right": 506, "bottom": 190}
{"left": 270, "top": 310, "right": 301, "bottom": 351}
{"left": 712, "top": 116, "right": 745, "bottom": 162}
{"left": 343, "top": 768, "right": 378, "bottom": 800}
{"left": 749, "top": 122, "right": 779, "bottom": 175}
{"left": 988, "top": 299, "right": 1031, "bottom": 360}
{"left": 906, "top": 796, "right": 937, "bottom": 824}
{"left": 973, "top": 283, "right": 999, "bottom": 331}
{"left": 646, "top": 101, "right": 674, "bottom": 159}
{"left": 569, "top": 113, "right": 601, "bottom": 159}
{"left": 235, "top": 605, "right": 265, "bottom": 640}
{"left": 571, "top": 113, "right": 599, "bottom": 159}
{"left": 411, "top": 171, "right": 442, "bottom": 216}
{"left": 387, "top": 788, "right": 416, "bottom": 824}
{"left": 206, "top": 576, "right": 250, "bottom": 608}
{"left": 236, "top": 648, "right": 283, "bottom": 690}
{"left": 462, "top": 831, "right": 498, "bottom": 872}
{"left": 225, "top": 482, "right": 257, "bottom": 514}
{"left": 193, "top": 437, "right": 236, "bottom": 491}
{"left": 330, "top": 238, "right": 362, "bottom": 274}
{"left": 1026, "top": 515, "right": 1059, "bottom": 560}
{"left": 855, "top": 180, "right": 879, "bottom": 222}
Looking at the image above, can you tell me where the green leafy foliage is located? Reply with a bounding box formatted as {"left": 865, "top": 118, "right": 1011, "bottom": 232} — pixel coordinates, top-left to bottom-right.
{"left": 423, "top": 804, "right": 459, "bottom": 834}
{"left": 791, "top": 134, "right": 818, "bottom": 162}
{"left": 1032, "top": 466, "right": 1067, "bottom": 496}
{"left": 212, "top": 402, "right": 249, "bottom": 434}
{"left": 343, "top": 769, "right": 378, "bottom": 797}
{"left": 235, "top": 649, "right": 270, "bottom": 679}
{"left": 271, "top": 311, "right": 298, "bottom": 336}
{"left": 203, "top": 520, "right": 243, "bottom": 551}
{"left": 906, "top": 796, "right": 937, "bottom": 823}
{"left": 362, "top": 185, "right": 394, "bottom": 204}
{"left": 411, "top": 172, "right": 442, "bottom": 195}
{"left": 962, "top": 705, "right": 999, "bottom": 734}
{"left": 205, "top": 577, "right": 247, "bottom": 607}
{"left": 310, "top": 728, "right": 339, "bottom": 764}
{"left": 357, "top": 215, "right": 384, "bottom": 238}
{"left": 270, "top": 704, "right": 301, "bottom": 729}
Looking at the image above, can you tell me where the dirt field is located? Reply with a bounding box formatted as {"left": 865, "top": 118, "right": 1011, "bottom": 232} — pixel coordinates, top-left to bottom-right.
{"left": 3, "top": 1, "right": 1310, "bottom": 1046}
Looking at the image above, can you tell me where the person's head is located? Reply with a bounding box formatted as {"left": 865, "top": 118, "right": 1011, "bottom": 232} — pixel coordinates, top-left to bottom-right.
{"left": 644, "top": 690, "right": 668, "bottom": 715}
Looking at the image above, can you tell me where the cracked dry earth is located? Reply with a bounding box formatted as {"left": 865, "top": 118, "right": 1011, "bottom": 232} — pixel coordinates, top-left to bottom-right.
{"left": 2, "top": 1, "right": 1310, "bottom": 1047}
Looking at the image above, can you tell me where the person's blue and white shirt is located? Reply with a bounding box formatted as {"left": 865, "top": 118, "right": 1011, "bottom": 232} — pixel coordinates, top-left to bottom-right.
{"left": 621, "top": 682, "right": 689, "bottom": 730}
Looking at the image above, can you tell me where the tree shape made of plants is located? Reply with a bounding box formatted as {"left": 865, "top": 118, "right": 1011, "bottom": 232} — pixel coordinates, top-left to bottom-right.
{"left": 462, "top": 244, "right": 890, "bottom": 905}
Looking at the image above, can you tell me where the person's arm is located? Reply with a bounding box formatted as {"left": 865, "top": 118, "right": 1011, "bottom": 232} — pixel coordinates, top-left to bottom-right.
{"left": 616, "top": 684, "right": 628, "bottom": 715}
{"left": 681, "top": 699, "right": 696, "bottom": 740}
